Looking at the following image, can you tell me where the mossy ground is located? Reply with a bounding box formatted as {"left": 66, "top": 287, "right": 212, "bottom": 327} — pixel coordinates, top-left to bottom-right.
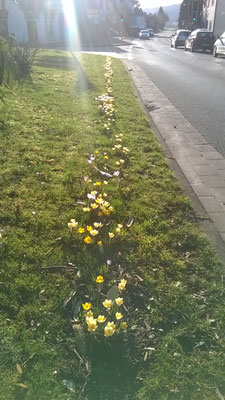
{"left": 0, "top": 50, "right": 225, "bottom": 400}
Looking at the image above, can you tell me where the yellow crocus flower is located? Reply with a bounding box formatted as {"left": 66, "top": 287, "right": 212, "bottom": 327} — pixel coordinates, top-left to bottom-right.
{"left": 90, "top": 229, "right": 99, "bottom": 236}
{"left": 91, "top": 203, "right": 98, "bottom": 209}
{"left": 104, "top": 210, "right": 110, "bottom": 216}
{"left": 118, "top": 282, "right": 126, "bottom": 290}
{"left": 103, "top": 299, "right": 112, "bottom": 309}
{"left": 96, "top": 275, "right": 104, "bottom": 283}
{"left": 86, "top": 310, "right": 93, "bottom": 318}
{"left": 82, "top": 302, "right": 92, "bottom": 311}
{"left": 115, "top": 297, "right": 123, "bottom": 306}
{"left": 108, "top": 232, "right": 114, "bottom": 238}
{"left": 120, "top": 322, "right": 127, "bottom": 330}
{"left": 97, "top": 315, "right": 106, "bottom": 323}
{"left": 68, "top": 219, "right": 78, "bottom": 230}
{"left": 104, "top": 322, "right": 116, "bottom": 337}
{"left": 87, "top": 317, "right": 98, "bottom": 332}
{"left": 84, "top": 236, "right": 92, "bottom": 244}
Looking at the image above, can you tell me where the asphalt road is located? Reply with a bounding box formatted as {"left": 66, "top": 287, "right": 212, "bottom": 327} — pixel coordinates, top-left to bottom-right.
{"left": 122, "top": 34, "right": 225, "bottom": 157}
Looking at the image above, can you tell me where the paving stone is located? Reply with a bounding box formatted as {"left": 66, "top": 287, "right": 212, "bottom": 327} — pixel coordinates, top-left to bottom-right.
{"left": 194, "top": 165, "right": 218, "bottom": 176}
{"left": 192, "top": 184, "right": 213, "bottom": 197}
{"left": 202, "top": 175, "right": 225, "bottom": 188}
{"left": 209, "top": 213, "right": 225, "bottom": 233}
{"left": 213, "top": 188, "right": 225, "bottom": 203}
{"left": 188, "top": 156, "right": 210, "bottom": 166}
{"left": 210, "top": 159, "right": 225, "bottom": 170}
{"left": 220, "top": 233, "right": 225, "bottom": 241}
{"left": 194, "top": 144, "right": 215, "bottom": 152}
{"left": 203, "top": 151, "right": 224, "bottom": 160}
{"left": 199, "top": 196, "right": 223, "bottom": 213}
{"left": 178, "top": 167, "right": 202, "bottom": 185}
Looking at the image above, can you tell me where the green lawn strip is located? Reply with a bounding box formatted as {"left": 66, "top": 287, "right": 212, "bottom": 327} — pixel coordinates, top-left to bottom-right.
{"left": 0, "top": 51, "right": 224, "bottom": 400}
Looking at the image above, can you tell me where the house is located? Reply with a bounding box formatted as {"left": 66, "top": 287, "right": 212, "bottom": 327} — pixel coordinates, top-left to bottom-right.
{"left": 0, "top": 0, "right": 68, "bottom": 44}
{"left": 203, "top": 0, "right": 225, "bottom": 36}
{"left": 178, "top": 0, "right": 204, "bottom": 30}
{"left": 0, "top": 0, "right": 133, "bottom": 46}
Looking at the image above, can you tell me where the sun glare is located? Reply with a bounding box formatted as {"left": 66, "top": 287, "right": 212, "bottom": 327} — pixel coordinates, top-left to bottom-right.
{"left": 61, "top": 0, "right": 80, "bottom": 49}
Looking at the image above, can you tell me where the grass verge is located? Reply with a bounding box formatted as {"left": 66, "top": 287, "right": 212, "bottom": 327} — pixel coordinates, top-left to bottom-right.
{"left": 0, "top": 50, "right": 225, "bottom": 400}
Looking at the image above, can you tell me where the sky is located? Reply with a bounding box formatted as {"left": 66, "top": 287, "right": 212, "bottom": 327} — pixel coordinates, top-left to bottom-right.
{"left": 139, "top": 0, "right": 182, "bottom": 10}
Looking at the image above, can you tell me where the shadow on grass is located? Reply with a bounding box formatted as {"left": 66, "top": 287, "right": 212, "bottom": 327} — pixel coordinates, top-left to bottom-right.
{"left": 36, "top": 52, "right": 94, "bottom": 92}
{"left": 35, "top": 54, "right": 79, "bottom": 70}
{"left": 75, "top": 338, "right": 139, "bottom": 400}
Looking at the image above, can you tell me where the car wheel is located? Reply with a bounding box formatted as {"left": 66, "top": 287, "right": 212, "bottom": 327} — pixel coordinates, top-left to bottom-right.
{"left": 191, "top": 45, "right": 194, "bottom": 52}
{"left": 184, "top": 46, "right": 187, "bottom": 51}
{"left": 213, "top": 47, "right": 217, "bottom": 56}
{"left": 171, "top": 43, "right": 173, "bottom": 48}
{"left": 174, "top": 44, "right": 177, "bottom": 49}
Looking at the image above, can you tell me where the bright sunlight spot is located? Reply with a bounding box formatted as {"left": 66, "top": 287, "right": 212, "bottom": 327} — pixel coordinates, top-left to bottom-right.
{"left": 62, "top": 0, "right": 80, "bottom": 49}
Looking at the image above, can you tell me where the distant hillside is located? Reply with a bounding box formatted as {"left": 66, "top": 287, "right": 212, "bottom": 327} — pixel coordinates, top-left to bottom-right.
{"left": 144, "top": 3, "right": 181, "bottom": 23}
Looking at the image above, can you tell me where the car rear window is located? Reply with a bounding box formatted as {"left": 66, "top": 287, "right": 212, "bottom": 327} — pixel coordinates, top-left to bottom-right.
{"left": 197, "top": 32, "right": 214, "bottom": 38}
{"left": 179, "top": 32, "right": 190, "bottom": 37}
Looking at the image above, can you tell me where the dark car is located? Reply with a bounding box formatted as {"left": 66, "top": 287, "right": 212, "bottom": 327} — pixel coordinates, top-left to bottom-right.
{"left": 185, "top": 29, "right": 215, "bottom": 52}
{"left": 147, "top": 28, "right": 154, "bottom": 37}
{"left": 171, "top": 30, "right": 191, "bottom": 48}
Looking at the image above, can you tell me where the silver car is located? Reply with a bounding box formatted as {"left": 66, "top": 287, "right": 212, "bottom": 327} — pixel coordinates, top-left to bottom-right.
{"left": 213, "top": 32, "right": 225, "bottom": 57}
{"left": 139, "top": 30, "right": 150, "bottom": 40}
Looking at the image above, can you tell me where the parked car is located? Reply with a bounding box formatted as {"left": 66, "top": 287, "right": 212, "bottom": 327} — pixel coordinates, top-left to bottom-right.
{"left": 213, "top": 32, "right": 225, "bottom": 57}
{"left": 184, "top": 29, "right": 215, "bottom": 52}
{"left": 139, "top": 30, "right": 150, "bottom": 40}
{"left": 171, "top": 30, "right": 191, "bottom": 48}
{"left": 147, "top": 28, "right": 154, "bottom": 37}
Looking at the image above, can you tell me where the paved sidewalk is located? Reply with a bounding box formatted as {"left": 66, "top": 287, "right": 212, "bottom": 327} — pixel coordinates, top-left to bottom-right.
{"left": 125, "top": 61, "right": 225, "bottom": 248}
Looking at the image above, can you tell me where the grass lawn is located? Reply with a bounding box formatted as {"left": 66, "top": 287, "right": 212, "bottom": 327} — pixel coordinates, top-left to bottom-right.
{"left": 0, "top": 50, "right": 225, "bottom": 400}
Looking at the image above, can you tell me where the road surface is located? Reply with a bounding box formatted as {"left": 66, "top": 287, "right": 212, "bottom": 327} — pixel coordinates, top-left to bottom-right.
{"left": 116, "top": 34, "right": 225, "bottom": 157}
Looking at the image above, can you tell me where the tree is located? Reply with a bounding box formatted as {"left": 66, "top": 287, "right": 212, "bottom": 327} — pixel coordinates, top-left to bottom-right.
{"left": 157, "top": 6, "right": 169, "bottom": 30}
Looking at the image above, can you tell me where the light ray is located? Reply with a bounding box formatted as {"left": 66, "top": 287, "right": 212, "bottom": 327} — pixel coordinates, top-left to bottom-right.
{"left": 61, "top": 0, "right": 81, "bottom": 49}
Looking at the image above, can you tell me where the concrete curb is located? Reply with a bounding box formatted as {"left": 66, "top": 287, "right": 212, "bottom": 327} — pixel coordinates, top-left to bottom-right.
{"left": 124, "top": 61, "right": 225, "bottom": 253}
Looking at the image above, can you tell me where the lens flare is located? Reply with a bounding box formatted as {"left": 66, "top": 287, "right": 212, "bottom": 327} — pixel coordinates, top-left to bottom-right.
{"left": 62, "top": 0, "right": 80, "bottom": 49}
